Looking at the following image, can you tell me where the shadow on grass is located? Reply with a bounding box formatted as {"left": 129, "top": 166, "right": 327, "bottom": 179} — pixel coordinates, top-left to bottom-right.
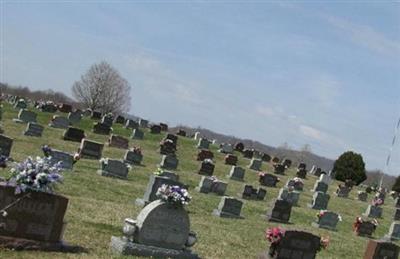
{"left": 83, "top": 221, "right": 121, "bottom": 235}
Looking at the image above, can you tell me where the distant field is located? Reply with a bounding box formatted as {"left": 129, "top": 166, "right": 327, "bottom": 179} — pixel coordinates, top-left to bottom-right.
{"left": 0, "top": 102, "right": 398, "bottom": 259}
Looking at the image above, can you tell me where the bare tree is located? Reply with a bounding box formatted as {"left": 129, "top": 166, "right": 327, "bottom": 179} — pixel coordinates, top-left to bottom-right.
{"left": 72, "top": 61, "right": 131, "bottom": 114}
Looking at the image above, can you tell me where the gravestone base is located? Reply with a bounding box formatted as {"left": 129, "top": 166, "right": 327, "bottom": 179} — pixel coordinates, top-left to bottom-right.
{"left": 110, "top": 236, "right": 199, "bottom": 259}
{"left": 0, "top": 235, "right": 84, "bottom": 253}
{"left": 12, "top": 118, "right": 24, "bottom": 123}
{"left": 311, "top": 222, "right": 337, "bottom": 231}
{"left": 97, "top": 170, "right": 127, "bottom": 180}
{"left": 212, "top": 209, "right": 244, "bottom": 219}
{"left": 135, "top": 198, "right": 148, "bottom": 207}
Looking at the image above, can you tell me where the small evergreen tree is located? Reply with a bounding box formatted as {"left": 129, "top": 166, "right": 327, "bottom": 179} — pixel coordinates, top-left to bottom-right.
{"left": 333, "top": 151, "right": 367, "bottom": 185}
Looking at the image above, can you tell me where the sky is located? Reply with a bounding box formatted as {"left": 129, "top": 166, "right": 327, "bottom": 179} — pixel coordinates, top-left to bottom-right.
{"left": 1, "top": 1, "right": 400, "bottom": 174}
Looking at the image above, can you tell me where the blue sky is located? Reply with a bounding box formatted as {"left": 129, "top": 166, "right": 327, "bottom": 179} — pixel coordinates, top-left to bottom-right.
{"left": 1, "top": 2, "right": 399, "bottom": 174}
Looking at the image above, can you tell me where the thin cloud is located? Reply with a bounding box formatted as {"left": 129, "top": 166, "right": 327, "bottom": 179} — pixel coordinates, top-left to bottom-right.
{"left": 299, "top": 124, "right": 323, "bottom": 140}
{"left": 326, "top": 15, "right": 400, "bottom": 56}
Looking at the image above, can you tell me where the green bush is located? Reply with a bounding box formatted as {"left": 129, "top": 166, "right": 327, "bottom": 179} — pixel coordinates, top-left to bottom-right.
{"left": 333, "top": 151, "right": 367, "bottom": 185}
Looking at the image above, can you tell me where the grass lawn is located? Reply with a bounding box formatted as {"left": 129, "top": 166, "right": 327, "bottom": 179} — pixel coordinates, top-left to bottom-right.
{"left": 0, "top": 102, "right": 398, "bottom": 258}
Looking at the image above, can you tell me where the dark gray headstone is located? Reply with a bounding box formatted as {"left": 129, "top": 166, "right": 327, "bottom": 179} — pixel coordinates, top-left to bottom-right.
{"left": 0, "top": 185, "right": 68, "bottom": 242}
{"left": 14, "top": 109, "right": 37, "bottom": 123}
{"left": 124, "top": 150, "right": 143, "bottom": 165}
{"left": 79, "top": 139, "right": 104, "bottom": 159}
{"left": 197, "top": 138, "right": 210, "bottom": 149}
{"left": 63, "top": 127, "right": 85, "bottom": 142}
{"left": 248, "top": 158, "right": 262, "bottom": 171}
{"left": 24, "top": 122, "right": 44, "bottom": 137}
{"left": 213, "top": 196, "right": 243, "bottom": 218}
{"left": 132, "top": 129, "right": 144, "bottom": 140}
{"left": 98, "top": 159, "right": 129, "bottom": 179}
{"left": 267, "top": 199, "right": 292, "bottom": 223}
{"left": 93, "top": 122, "right": 112, "bottom": 135}
{"left": 313, "top": 211, "right": 340, "bottom": 230}
{"left": 50, "top": 149, "right": 74, "bottom": 170}
{"left": 0, "top": 134, "right": 13, "bottom": 157}
{"left": 109, "top": 134, "right": 129, "bottom": 149}
{"left": 67, "top": 111, "right": 82, "bottom": 125}
{"left": 310, "top": 192, "right": 330, "bottom": 210}
{"left": 259, "top": 173, "right": 279, "bottom": 187}
{"left": 364, "top": 205, "right": 382, "bottom": 218}
{"left": 126, "top": 119, "right": 139, "bottom": 129}
{"left": 160, "top": 155, "right": 179, "bottom": 170}
{"left": 49, "top": 116, "right": 69, "bottom": 129}
{"left": 228, "top": 166, "right": 245, "bottom": 181}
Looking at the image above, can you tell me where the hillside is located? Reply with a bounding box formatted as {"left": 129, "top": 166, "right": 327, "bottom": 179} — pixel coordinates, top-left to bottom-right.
{"left": 0, "top": 101, "right": 399, "bottom": 258}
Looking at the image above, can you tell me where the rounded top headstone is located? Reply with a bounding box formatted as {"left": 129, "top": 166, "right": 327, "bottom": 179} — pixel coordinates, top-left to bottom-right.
{"left": 135, "top": 199, "right": 190, "bottom": 250}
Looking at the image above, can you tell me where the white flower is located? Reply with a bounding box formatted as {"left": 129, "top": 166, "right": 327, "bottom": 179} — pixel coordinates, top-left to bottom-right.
{"left": 1, "top": 211, "right": 7, "bottom": 217}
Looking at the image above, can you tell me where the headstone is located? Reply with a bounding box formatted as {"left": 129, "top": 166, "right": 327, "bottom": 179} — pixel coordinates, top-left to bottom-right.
{"left": 358, "top": 191, "right": 368, "bottom": 202}
{"left": 282, "top": 159, "right": 292, "bottom": 168}
{"left": 259, "top": 173, "right": 279, "bottom": 187}
{"left": 83, "top": 109, "right": 92, "bottom": 117}
{"left": 219, "top": 143, "right": 233, "bottom": 154}
{"left": 160, "top": 155, "right": 179, "bottom": 170}
{"left": 267, "top": 199, "right": 292, "bottom": 223}
{"left": 14, "top": 99, "right": 27, "bottom": 109}
{"left": 271, "top": 157, "right": 280, "bottom": 164}
{"left": 98, "top": 159, "right": 129, "bottom": 179}
{"left": 150, "top": 125, "right": 161, "bottom": 134}
{"left": 228, "top": 166, "right": 245, "bottom": 181}
{"left": 314, "top": 168, "right": 322, "bottom": 177}
{"left": 101, "top": 115, "right": 114, "bottom": 127}
{"left": 176, "top": 129, "right": 186, "bottom": 137}
{"left": 213, "top": 196, "right": 243, "bottom": 219}
{"left": 13, "top": 109, "right": 37, "bottom": 123}
{"left": 296, "top": 168, "right": 307, "bottom": 179}
{"left": 242, "top": 149, "right": 254, "bottom": 159}
{"left": 312, "top": 211, "right": 340, "bottom": 230}
{"left": 197, "top": 138, "right": 210, "bottom": 149}
{"left": 395, "top": 197, "right": 400, "bottom": 208}
{"left": 198, "top": 160, "right": 215, "bottom": 176}
{"left": 242, "top": 185, "right": 266, "bottom": 200}
{"left": 309, "top": 192, "right": 330, "bottom": 210}
{"left": 262, "top": 231, "right": 321, "bottom": 259}
{"left": 224, "top": 154, "right": 238, "bottom": 165}
{"left": 49, "top": 116, "right": 69, "bottom": 129}
{"left": 273, "top": 164, "right": 286, "bottom": 175}
{"left": 197, "top": 149, "right": 214, "bottom": 161}
{"left": 386, "top": 222, "right": 400, "bottom": 241}
{"left": 364, "top": 205, "right": 383, "bottom": 218}
{"left": 132, "top": 129, "right": 144, "bottom": 140}
{"left": 50, "top": 149, "right": 74, "bottom": 170}
{"left": 110, "top": 199, "right": 199, "bottom": 258}
{"left": 0, "top": 185, "right": 68, "bottom": 242}
{"left": 40, "top": 102, "right": 58, "bottom": 113}
{"left": 91, "top": 111, "right": 102, "bottom": 120}
{"left": 78, "top": 139, "right": 104, "bottom": 159}
{"left": 308, "top": 165, "right": 316, "bottom": 175}
{"left": 63, "top": 127, "right": 85, "bottom": 142}
{"left": 234, "top": 142, "right": 244, "bottom": 152}
{"left": 312, "top": 181, "right": 328, "bottom": 193}
{"left": 261, "top": 153, "right": 271, "bottom": 162}
{"left": 135, "top": 175, "right": 186, "bottom": 206}
{"left": 277, "top": 188, "right": 300, "bottom": 206}
{"left": 93, "top": 122, "right": 112, "bottom": 135}
{"left": 139, "top": 119, "right": 148, "bottom": 128}
{"left": 319, "top": 174, "right": 332, "bottom": 185}
{"left": 0, "top": 134, "right": 13, "bottom": 157}
{"left": 160, "top": 139, "right": 176, "bottom": 155}
{"left": 24, "top": 122, "right": 44, "bottom": 137}
{"left": 155, "top": 171, "right": 179, "bottom": 182}
{"left": 363, "top": 240, "right": 399, "bottom": 259}
{"left": 193, "top": 132, "right": 201, "bottom": 140}
{"left": 336, "top": 185, "right": 352, "bottom": 198}
{"left": 286, "top": 178, "right": 304, "bottom": 191}
{"left": 114, "top": 115, "right": 125, "bottom": 124}
{"left": 126, "top": 119, "right": 139, "bottom": 129}
{"left": 67, "top": 111, "right": 82, "bottom": 125}
{"left": 124, "top": 150, "right": 143, "bottom": 165}
{"left": 159, "top": 123, "right": 168, "bottom": 132}
{"left": 165, "top": 134, "right": 178, "bottom": 146}
{"left": 357, "top": 221, "right": 376, "bottom": 237}
{"left": 59, "top": 103, "right": 72, "bottom": 113}
{"left": 109, "top": 134, "right": 129, "bottom": 149}
{"left": 394, "top": 209, "right": 400, "bottom": 221}
{"left": 248, "top": 158, "right": 262, "bottom": 171}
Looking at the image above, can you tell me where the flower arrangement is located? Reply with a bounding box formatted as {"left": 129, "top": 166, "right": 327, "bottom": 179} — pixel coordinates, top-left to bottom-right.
{"left": 156, "top": 184, "right": 191, "bottom": 206}
{"left": 258, "top": 172, "right": 280, "bottom": 183}
{"left": 131, "top": 146, "right": 142, "bottom": 155}
{"left": 353, "top": 217, "right": 378, "bottom": 233}
{"left": 153, "top": 167, "right": 164, "bottom": 176}
{"left": 6, "top": 156, "right": 65, "bottom": 194}
{"left": 293, "top": 177, "right": 303, "bottom": 184}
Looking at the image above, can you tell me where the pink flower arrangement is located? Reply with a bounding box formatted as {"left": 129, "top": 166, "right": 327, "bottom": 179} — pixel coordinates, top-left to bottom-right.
{"left": 372, "top": 197, "right": 383, "bottom": 206}
{"left": 265, "top": 227, "right": 285, "bottom": 245}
